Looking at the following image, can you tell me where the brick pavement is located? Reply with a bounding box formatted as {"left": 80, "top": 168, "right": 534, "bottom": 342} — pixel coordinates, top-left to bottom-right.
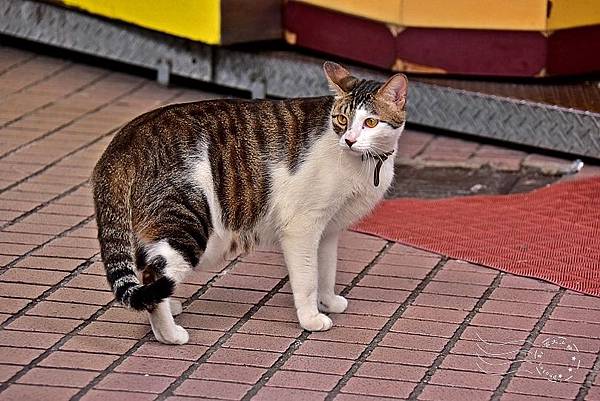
{"left": 1, "top": 44, "right": 599, "bottom": 401}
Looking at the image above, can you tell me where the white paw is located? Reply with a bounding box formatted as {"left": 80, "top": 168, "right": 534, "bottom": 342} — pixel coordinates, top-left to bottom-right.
{"left": 169, "top": 299, "right": 183, "bottom": 316}
{"left": 319, "top": 295, "right": 348, "bottom": 314}
{"left": 153, "top": 324, "right": 189, "bottom": 345}
{"left": 299, "top": 312, "right": 333, "bottom": 332}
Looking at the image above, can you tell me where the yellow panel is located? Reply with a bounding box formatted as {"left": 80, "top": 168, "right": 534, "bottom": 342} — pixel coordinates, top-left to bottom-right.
{"left": 61, "top": 0, "right": 221, "bottom": 44}
{"left": 402, "top": 0, "right": 548, "bottom": 30}
{"left": 548, "top": 0, "right": 600, "bottom": 29}
{"left": 296, "top": 0, "right": 402, "bottom": 25}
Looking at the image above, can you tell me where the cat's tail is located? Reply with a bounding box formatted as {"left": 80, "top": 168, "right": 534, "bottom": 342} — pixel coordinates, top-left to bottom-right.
{"left": 92, "top": 163, "right": 175, "bottom": 311}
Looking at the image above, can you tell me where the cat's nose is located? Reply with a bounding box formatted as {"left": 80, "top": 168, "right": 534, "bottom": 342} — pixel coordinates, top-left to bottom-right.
{"left": 345, "top": 138, "right": 356, "bottom": 148}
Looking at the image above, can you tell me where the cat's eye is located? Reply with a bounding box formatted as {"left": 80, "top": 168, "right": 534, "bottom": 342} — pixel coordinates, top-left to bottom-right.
{"left": 336, "top": 115, "right": 348, "bottom": 126}
{"left": 364, "top": 118, "right": 379, "bottom": 128}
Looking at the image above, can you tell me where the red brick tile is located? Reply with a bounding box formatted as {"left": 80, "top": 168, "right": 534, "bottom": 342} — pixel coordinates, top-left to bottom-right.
{"left": 443, "top": 260, "right": 495, "bottom": 275}
{"left": 40, "top": 350, "right": 118, "bottom": 371}
{"left": 296, "top": 340, "right": 365, "bottom": 360}
{"left": 0, "top": 242, "right": 36, "bottom": 256}
{"left": 0, "top": 364, "right": 21, "bottom": 382}
{"left": 97, "top": 307, "right": 146, "bottom": 324}
{"left": 282, "top": 355, "right": 353, "bottom": 375}
{"left": 586, "top": 386, "right": 600, "bottom": 401}
{"left": 380, "top": 332, "right": 448, "bottom": 352}
{"left": 115, "top": 356, "right": 192, "bottom": 377}
{"left": 480, "top": 299, "right": 547, "bottom": 318}
{"left": 440, "top": 354, "right": 509, "bottom": 374}
{"left": 344, "top": 299, "right": 399, "bottom": 317}
{"left": 490, "top": 288, "right": 556, "bottom": 305}
{"left": 336, "top": 248, "right": 378, "bottom": 263}
{"left": 1, "top": 267, "right": 69, "bottom": 286}
{"left": 190, "top": 363, "right": 266, "bottom": 384}
{"left": 403, "top": 305, "right": 469, "bottom": 324}
{"left": 551, "top": 306, "right": 600, "bottom": 324}
{"left": 61, "top": 335, "right": 137, "bottom": 355}
{"left": 499, "top": 394, "right": 566, "bottom": 401}
{"left": 0, "top": 346, "right": 44, "bottom": 365}
{"left": 267, "top": 370, "right": 340, "bottom": 391}
{"left": 429, "top": 368, "right": 501, "bottom": 390}
{"left": 461, "top": 326, "right": 529, "bottom": 345}
{"left": 175, "top": 378, "right": 251, "bottom": 399}
{"left": 66, "top": 274, "right": 110, "bottom": 290}
{"left": 239, "top": 319, "right": 303, "bottom": 338}
{"left": 134, "top": 342, "right": 208, "bottom": 361}
{"left": 208, "top": 348, "right": 281, "bottom": 368}
{"left": 423, "top": 281, "right": 487, "bottom": 298}
{"left": 0, "top": 297, "right": 30, "bottom": 313}
{"left": 80, "top": 389, "right": 157, "bottom": 401}
{"left": 224, "top": 333, "right": 294, "bottom": 353}
{"left": 201, "top": 287, "right": 266, "bottom": 304}
{"left": 355, "top": 361, "right": 427, "bottom": 382}
{"left": 177, "top": 313, "right": 238, "bottom": 332}
{"left": 391, "top": 318, "right": 458, "bottom": 338}
{"left": 17, "top": 367, "right": 99, "bottom": 388}
{"left": 367, "top": 347, "right": 437, "bottom": 367}
{"left": 0, "top": 329, "right": 62, "bottom": 349}
{"left": 451, "top": 338, "right": 520, "bottom": 361}
{"left": 334, "top": 394, "right": 399, "bottom": 401}
{"left": 14, "top": 255, "right": 83, "bottom": 271}
{"left": 233, "top": 262, "right": 287, "bottom": 278}
{"left": 378, "top": 253, "right": 440, "bottom": 268}
{"left": 265, "top": 293, "right": 293, "bottom": 308}
{"left": 559, "top": 293, "right": 600, "bottom": 310}
{"left": 347, "top": 286, "right": 410, "bottom": 303}
{"left": 341, "top": 377, "right": 416, "bottom": 398}
{"left": 186, "top": 300, "right": 252, "bottom": 318}
{"left": 251, "top": 305, "right": 296, "bottom": 323}
{"left": 414, "top": 293, "right": 478, "bottom": 311}
{"left": 500, "top": 275, "right": 559, "bottom": 291}
{"left": 0, "top": 384, "right": 78, "bottom": 401}
{"left": 434, "top": 269, "right": 496, "bottom": 286}
{"left": 47, "top": 287, "right": 114, "bottom": 305}
{"left": 80, "top": 321, "right": 149, "bottom": 339}
{"left": 96, "top": 372, "right": 175, "bottom": 393}
{"left": 214, "top": 274, "right": 280, "bottom": 292}
{"left": 253, "top": 386, "right": 326, "bottom": 401}
{"left": 358, "top": 275, "right": 419, "bottom": 291}
{"left": 309, "top": 327, "right": 378, "bottom": 344}
{"left": 368, "top": 264, "right": 429, "bottom": 279}
{"left": 333, "top": 313, "right": 387, "bottom": 330}
{"left": 240, "top": 251, "right": 284, "bottom": 266}
{"left": 470, "top": 313, "right": 537, "bottom": 331}
{"left": 0, "top": 282, "right": 48, "bottom": 298}
{"left": 186, "top": 329, "right": 223, "bottom": 346}
{"left": 418, "top": 384, "right": 491, "bottom": 401}
{"left": 7, "top": 315, "right": 82, "bottom": 334}
{"left": 506, "top": 376, "right": 581, "bottom": 399}
{"left": 27, "top": 300, "right": 99, "bottom": 319}
{"left": 542, "top": 320, "right": 600, "bottom": 339}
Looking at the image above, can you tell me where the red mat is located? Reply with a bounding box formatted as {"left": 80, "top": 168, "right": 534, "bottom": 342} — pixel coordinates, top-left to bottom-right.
{"left": 354, "top": 177, "right": 600, "bottom": 297}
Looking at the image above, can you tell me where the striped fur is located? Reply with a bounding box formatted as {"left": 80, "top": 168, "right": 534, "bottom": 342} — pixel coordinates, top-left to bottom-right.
{"left": 92, "top": 62, "right": 407, "bottom": 343}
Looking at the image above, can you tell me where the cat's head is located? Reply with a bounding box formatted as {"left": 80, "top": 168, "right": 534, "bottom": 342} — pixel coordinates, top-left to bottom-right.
{"left": 323, "top": 62, "right": 407, "bottom": 156}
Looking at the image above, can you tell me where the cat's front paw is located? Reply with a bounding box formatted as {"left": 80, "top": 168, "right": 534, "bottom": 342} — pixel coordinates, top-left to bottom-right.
{"left": 154, "top": 324, "right": 189, "bottom": 345}
{"left": 318, "top": 295, "right": 348, "bottom": 314}
{"left": 299, "top": 312, "right": 333, "bottom": 331}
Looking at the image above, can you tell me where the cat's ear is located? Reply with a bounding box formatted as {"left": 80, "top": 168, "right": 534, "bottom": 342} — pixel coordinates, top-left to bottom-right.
{"left": 376, "top": 73, "right": 408, "bottom": 107}
{"left": 323, "top": 61, "right": 358, "bottom": 96}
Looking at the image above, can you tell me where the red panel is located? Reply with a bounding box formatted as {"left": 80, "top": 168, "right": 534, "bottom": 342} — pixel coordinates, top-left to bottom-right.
{"left": 284, "top": 1, "right": 396, "bottom": 69}
{"left": 396, "top": 28, "right": 546, "bottom": 76}
{"left": 547, "top": 25, "right": 600, "bottom": 75}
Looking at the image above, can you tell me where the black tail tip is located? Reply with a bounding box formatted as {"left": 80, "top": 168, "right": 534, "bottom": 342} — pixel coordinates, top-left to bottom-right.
{"left": 129, "top": 276, "right": 176, "bottom": 311}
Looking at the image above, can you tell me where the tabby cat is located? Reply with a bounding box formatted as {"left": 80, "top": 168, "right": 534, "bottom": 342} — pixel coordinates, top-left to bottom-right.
{"left": 92, "top": 62, "right": 407, "bottom": 344}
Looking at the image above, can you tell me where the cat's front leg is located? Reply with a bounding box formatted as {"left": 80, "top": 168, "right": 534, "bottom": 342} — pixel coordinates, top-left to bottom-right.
{"left": 281, "top": 231, "right": 333, "bottom": 331}
{"left": 317, "top": 231, "right": 348, "bottom": 314}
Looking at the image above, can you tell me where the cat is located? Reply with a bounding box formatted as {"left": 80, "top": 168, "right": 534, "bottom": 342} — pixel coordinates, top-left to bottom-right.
{"left": 92, "top": 62, "right": 407, "bottom": 345}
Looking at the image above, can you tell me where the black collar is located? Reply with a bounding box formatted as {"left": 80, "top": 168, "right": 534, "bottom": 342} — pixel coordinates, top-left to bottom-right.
{"left": 362, "top": 150, "right": 394, "bottom": 187}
